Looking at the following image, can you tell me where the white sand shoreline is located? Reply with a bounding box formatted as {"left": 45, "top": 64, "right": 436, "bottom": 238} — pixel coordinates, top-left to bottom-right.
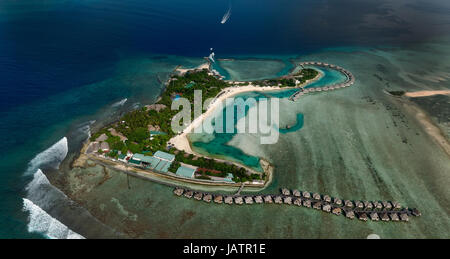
{"left": 404, "top": 90, "right": 450, "bottom": 98}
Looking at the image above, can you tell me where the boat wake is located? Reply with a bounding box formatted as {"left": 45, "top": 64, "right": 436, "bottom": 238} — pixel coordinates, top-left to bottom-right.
{"left": 221, "top": 3, "right": 232, "bottom": 24}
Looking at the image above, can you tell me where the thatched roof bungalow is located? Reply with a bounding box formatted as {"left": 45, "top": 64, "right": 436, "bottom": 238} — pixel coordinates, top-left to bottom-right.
{"left": 313, "top": 202, "right": 322, "bottom": 210}
{"left": 323, "top": 195, "right": 331, "bottom": 203}
{"left": 390, "top": 213, "right": 399, "bottom": 221}
{"left": 173, "top": 188, "right": 184, "bottom": 196}
{"left": 400, "top": 213, "right": 409, "bottom": 222}
{"left": 392, "top": 201, "right": 402, "bottom": 210}
{"left": 184, "top": 190, "right": 194, "bottom": 199}
{"left": 281, "top": 188, "right": 290, "bottom": 196}
{"left": 345, "top": 210, "right": 355, "bottom": 219}
{"left": 358, "top": 213, "right": 368, "bottom": 221}
{"left": 302, "top": 199, "right": 311, "bottom": 208}
{"left": 322, "top": 204, "right": 332, "bottom": 213}
{"left": 411, "top": 208, "right": 421, "bottom": 217}
{"left": 244, "top": 196, "right": 254, "bottom": 204}
{"left": 373, "top": 201, "right": 382, "bottom": 210}
{"left": 283, "top": 196, "right": 292, "bottom": 205}
{"left": 332, "top": 207, "right": 342, "bottom": 216}
{"left": 274, "top": 196, "right": 283, "bottom": 204}
{"left": 293, "top": 198, "right": 302, "bottom": 206}
{"left": 355, "top": 201, "right": 364, "bottom": 209}
{"left": 333, "top": 198, "right": 342, "bottom": 206}
{"left": 194, "top": 192, "right": 203, "bottom": 201}
{"left": 380, "top": 213, "right": 390, "bottom": 222}
{"left": 363, "top": 201, "right": 373, "bottom": 209}
{"left": 302, "top": 191, "right": 311, "bottom": 199}
{"left": 313, "top": 193, "right": 321, "bottom": 201}
{"left": 344, "top": 200, "right": 354, "bottom": 208}
{"left": 382, "top": 201, "right": 392, "bottom": 210}
{"left": 224, "top": 196, "right": 234, "bottom": 204}
{"left": 203, "top": 194, "right": 212, "bottom": 203}
{"left": 234, "top": 196, "right": 244, "bottom": 205}
{"left": 254, "top": 196, "right": 263, "bottom": 204}
{"left": 293, "top": 190, "right": 301, "bottom": 197}
{"left": 264, "top": 195, "right": 273, "bottom": 203}
{"left": 214, "top": 195, "right": 223, "bottom": 204}
{"left": 370, "top": 212, "right": 379, "bottom": 221}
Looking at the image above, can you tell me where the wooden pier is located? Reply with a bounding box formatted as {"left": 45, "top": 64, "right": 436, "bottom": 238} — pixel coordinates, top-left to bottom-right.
{"left": 173, "top": 187, "right": 421, "bottom": 223}
{"left": 289, "top": 62, "right": 355, "bottom": 101}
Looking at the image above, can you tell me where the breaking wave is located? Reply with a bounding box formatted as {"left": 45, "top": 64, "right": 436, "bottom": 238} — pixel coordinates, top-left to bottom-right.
{"left": 25, "top": 137, "right": 68, "bottom": 176}
{"left": 111, "top": 98, "right": 128, "bottom": 107}
{"left": 22, "top": 137, "right": 84, "bottom": 239}
{"left": 22, "top": 198, "right": 84, "bottom": 239}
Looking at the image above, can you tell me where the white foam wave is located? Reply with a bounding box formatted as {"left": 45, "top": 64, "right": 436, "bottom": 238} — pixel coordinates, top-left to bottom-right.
{"left": 112, "top": 98, "right": 128, "bottom": 107}
{"left": 22, "top": 198, "right": 84, "bottom": 239}
{"left": 25, "top": 137, "right": 68, "bottom": 175}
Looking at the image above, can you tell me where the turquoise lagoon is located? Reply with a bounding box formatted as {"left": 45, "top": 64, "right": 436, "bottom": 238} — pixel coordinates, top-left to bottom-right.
{"left": 188, "top": 61, "right": 347, "bottom": 169}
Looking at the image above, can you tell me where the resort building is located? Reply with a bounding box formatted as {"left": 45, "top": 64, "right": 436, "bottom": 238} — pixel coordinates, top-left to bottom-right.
{"left": 175, "top": 163, "right": 198, "bottom": 178}
{"left": 154, "top": 151, "right": 175, "bottom": 162}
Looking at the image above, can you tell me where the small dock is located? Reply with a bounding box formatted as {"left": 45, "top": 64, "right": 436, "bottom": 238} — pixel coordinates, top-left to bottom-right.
{"left": 173, "top": 187, "right": 421, "bottom": 223}
{"left": 289, "top": 62, "right": 355, "bottom": 101}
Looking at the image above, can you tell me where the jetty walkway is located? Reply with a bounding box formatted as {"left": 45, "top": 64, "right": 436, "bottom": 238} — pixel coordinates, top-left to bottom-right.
{"left": 289, "top": 62, "right": 355, "bottom": 101}
{"left": 173, "top": 187, "right": 421, "bottom": 223}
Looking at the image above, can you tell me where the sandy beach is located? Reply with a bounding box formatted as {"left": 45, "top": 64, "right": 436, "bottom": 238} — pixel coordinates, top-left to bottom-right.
{"left": 404, "top": 90, "right": 450, "bottom": 97}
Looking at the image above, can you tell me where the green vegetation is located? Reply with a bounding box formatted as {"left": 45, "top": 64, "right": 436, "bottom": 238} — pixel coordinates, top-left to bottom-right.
{"left": 253, "top": 68, "right": 319, "bottom": 87}
{"left": 90, "top": 69, "right": 265, "bottom": 182}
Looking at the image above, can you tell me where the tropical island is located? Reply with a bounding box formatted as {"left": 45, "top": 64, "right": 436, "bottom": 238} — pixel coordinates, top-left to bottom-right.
{"left": 74, "top": 60, "right": 324, "bottom": 187}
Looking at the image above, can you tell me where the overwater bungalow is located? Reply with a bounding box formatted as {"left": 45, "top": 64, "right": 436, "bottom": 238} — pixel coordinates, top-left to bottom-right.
{"left": 244, "top": 196, "right": 254, "bottom": 205}
{"left": 224, "top": 196, "right": 234, "bottom": 205}
{"left": 323, "top": 195, "right": 331, "bottom": 203}
{"left": 274, "top": 196, "right": 283, "bottom": 204}
{"left": 234, "top": 196, "right": 244, "bottom": 205}
{"left": 332, "top": 207, "right": 342, "bottom": 216}
{"left": 313, "top": 193, "right": 321, "bottom": 201}
{"left": 194, "top": 192, "right": 203, "bottom": 201}
{"left": 363, "top": 201, "right": 373, "bottom": 210}
{"left": 302, "top": 191, "right": 311, "bottom": 199}
{"left": 370, "top": 212, "right": 379, "bottom": 221}
{"left": 358, "top": 213, "right": 368, "bottom": 222}
{"left": 392, "top": 201, "right": 402, "bottom": 210}
{"left": 184, "top": 190, "right": 194, "bottom": 199}
{"left": 344, "top": 200, "right": 354, "bottom": 208}
{"left": 203, "top": 194, "right": 212, "bottom": 203}
{"left": 322, "top": 204, "right": 332, "bottom": 213}
{"left": 302, "top": 199, "right": 312, "bottom": 208}
{"left": 411, "top": 208, "right": 421, "bottom": 217}
{"left": 400, "top": 213, "right": 409, "bottom": 222}
{"left": 281, "top": 188, "right": 291, "bottom": 196}
{"left": 373, "top": 201, "right": 383, "bottom": 210}
{"left": 293, "top": 190, "right": 301, "bottom": 197}
{"left": 313, "top": 202, "right": 322, "bottom": 210}
{"left": 382, "top": 201, "right": 392, "bottom": 210}
{"left": 390, "top": 213, "right": 400, "bottom": 221}
{"left": 293, "top": 198, "right": 302, "bottom": 206}
{"left": 355, "top": 201, "right": 364, "bottom": 209}
{"left": 214, "top": 195, "right": 223, "bottom": 204}
{"left": 264, "top": 195, "right": 273, "bottom": 204}
{"left": 380, "top": 213, "right": 390, "bottom": 222}
{"left": 345, "top": 210, "right": 355, "bottom": 219}
{"left": 333, "top": 198, "right": 343, "bottom": 206}
{"left": 254, "top": 196, "right": 263, "bottom": 204}
{"left": 283, "top": 196, "right": 292, "bottom": 205}
{"left": 173, "top": 188, "right": 184, "bottom": 196}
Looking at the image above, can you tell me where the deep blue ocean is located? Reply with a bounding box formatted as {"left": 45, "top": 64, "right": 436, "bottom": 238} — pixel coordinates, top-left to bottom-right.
{"left": 0, "top": 0, "right": 449, "bottom": 238}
